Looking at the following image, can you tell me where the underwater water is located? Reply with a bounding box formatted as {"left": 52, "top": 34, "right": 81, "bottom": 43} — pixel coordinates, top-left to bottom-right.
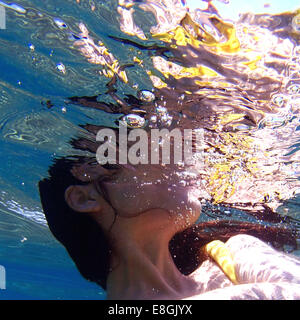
{"left": 0, "top": 0, "right": 299, "bottom": 299}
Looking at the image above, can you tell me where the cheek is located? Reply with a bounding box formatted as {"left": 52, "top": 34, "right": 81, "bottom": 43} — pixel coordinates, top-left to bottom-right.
{"left": 109, "top": 184, "right": 201, "bottom": 223}
{"left": 109, "top": 186, "right": 160, "bottom": 217}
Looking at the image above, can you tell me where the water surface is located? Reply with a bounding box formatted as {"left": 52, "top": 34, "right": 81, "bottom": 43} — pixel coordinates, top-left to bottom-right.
{"left": 0, "top": 0, "right": 300, "bottom": 299}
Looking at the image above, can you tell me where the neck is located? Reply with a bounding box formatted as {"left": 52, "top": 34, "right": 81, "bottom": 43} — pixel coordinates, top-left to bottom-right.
{"left": 105, "top": 209, "right": 197, "bottom": 300}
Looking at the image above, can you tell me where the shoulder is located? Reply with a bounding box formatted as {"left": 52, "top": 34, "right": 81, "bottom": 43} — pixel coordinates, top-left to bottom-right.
{"left": 225, "top": 234, "right": 300, "bottom": 284}
{"left": 189, "top": 258, "right": 233, "bottom": 293}
{"left": 184, "top": 282, "right": 300, "bottom": 300}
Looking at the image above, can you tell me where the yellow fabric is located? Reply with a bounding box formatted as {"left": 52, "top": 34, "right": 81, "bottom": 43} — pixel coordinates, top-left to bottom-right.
{"left": 204, "top": 240, "right": 239, "bottom": 285}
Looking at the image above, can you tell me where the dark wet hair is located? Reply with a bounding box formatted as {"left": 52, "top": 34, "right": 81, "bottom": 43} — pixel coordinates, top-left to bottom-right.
{"left": 170, "top": 218, "right": 299, "bottom": 275}
{"left": 39, "top": 157, "right": 111, "bottom": 289}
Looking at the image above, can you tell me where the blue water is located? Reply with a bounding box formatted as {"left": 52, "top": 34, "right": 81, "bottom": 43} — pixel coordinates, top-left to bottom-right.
{"left": 0, "top": 145, "right": 106, "bottom": 299}
{"left": 0, "top": 0, "right": 299, "bottom": 299}
{"left": 0, "top": 0, "right": 122, "bottom": 299}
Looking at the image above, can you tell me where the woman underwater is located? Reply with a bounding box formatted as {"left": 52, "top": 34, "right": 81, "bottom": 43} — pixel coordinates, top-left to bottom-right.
{"left": 39, "top": 0, "right": 300, "bottom": 299}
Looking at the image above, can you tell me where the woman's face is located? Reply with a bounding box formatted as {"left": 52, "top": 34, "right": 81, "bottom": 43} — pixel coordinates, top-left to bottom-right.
{"left": 97, "top": 162, "right": 202, "bottom": 226}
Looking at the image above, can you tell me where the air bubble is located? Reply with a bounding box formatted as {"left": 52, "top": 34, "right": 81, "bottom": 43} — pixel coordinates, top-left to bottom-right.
{"left": 28, "top": 43, "right": 35, "bottom": 51}
{"left": 150, "top": 115, "right": 157, "bottom": 123}
{"left": 54, "top": 18, "right": 68, "bottom": 29}
{"left": 56, "top": 62, "right": 66, "bottom": 74}
{"left": 287, "top": 84, "right": 300, "bottom": 95}
{"left": 234, "top": 124, "right": 251, "bottom": 131}
{"left": 121, "top": 114, "right": 146, "bottom": 128}
{"left": 272, "top": 94, "right": 285, "bottom": 107}
{"left": 138, "top": 90, "right": 155, "bottom": 102}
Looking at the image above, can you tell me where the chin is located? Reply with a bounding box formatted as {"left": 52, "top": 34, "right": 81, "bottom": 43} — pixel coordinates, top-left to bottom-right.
{"left": 161, "top": 186, "right": 202, "bottom": 230}
{"left": 103, "top": 179, "right": 202, "bottom": 223}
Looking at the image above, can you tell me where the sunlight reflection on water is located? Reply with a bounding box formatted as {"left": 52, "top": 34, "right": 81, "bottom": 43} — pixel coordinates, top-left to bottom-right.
{"left": 0, "top": 0, "right": 299, "bottom": 299}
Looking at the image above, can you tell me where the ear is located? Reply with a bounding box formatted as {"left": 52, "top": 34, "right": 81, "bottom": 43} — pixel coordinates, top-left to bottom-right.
{"left": 65, "top": 185, "right": 102, "bottom": 213}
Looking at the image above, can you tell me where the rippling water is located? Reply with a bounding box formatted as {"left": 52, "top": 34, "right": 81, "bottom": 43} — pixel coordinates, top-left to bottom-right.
{"left": 0, "top": 0, "right": 300, "bottom": 299}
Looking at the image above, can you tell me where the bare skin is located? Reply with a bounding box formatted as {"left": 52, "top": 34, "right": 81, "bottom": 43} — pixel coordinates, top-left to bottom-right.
{"left": 104, "top": 209, "right": 199, "bottom": 300}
